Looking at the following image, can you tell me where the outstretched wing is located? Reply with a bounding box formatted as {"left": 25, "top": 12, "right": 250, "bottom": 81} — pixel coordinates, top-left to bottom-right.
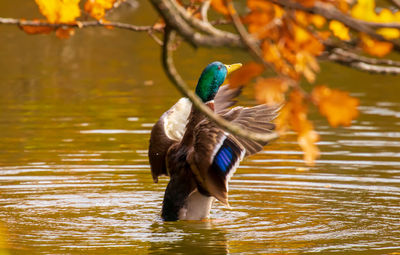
{"left": 222, "top": 104, "right": 280, "bottom": 156}
{"left": 214, "top": 85, "right": 242, "bottom": 113}
{"left": 188, "top": 121, "right": 245, "bottom": 206}
{"left": 187, "top": 103, "right": 279, "bottom": 204}
{"left": 149, "top": 98, "right": 191, "bottom": 183}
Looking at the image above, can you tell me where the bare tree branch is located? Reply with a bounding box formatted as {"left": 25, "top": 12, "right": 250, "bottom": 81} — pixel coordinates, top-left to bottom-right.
{"left": 327, "top": 48, "right": 400, "bottom": 74}
{"left": 390, "top": 0, "right": 400, "bottom": 9}
{"left": 200, "top": 0, "right": 211, "bottom": 23}
{"left": 161, "top": 28, "right": 279, "bottom": 144}
{"left": 150, "top": 0, "right": 243, "bottom": 48}
{"left": 332, "top": 48, "right": 400, "bottom": 67}
{"left": 167, "top": 0, "right": 239, "bottom": 41}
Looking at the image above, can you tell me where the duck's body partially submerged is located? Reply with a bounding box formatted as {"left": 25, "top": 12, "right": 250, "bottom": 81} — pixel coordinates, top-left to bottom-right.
{"left": 149, "top": 62, "right": 278, "bottom": 221}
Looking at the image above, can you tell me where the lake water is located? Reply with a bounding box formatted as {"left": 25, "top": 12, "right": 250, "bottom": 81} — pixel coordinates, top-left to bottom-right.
{"left": 0, "top": 1, "right": 400, "bottom": 254}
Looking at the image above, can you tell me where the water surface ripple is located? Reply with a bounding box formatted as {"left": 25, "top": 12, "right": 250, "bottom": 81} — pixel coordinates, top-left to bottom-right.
{"left": 0, "top": 98, "right": 399, "bottom": 254}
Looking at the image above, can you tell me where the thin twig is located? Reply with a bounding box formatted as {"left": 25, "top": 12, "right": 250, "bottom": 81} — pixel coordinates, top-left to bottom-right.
{"left": 226, "top": 3, "right": 267, "bottom": 67}
{"left": 162, "top": 28, "right": 279, "bottom": 144}
{"left": 0, "top": 17, "right": 161, "bottom": 32}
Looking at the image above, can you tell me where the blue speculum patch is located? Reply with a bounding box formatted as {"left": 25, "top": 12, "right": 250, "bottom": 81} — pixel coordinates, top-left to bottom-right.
{"left": 215, "top": 146, "right": 233, "bottom": 173}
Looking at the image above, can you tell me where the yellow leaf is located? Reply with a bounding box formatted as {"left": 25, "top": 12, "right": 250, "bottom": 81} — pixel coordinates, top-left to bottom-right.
{"left": 351, "top": 0, "right": 376, "bottom": 21}
{"left": 377, "top": 8, "right": 396, "bottom": 22}
{"left": 312, "top": 85, "right": 359, "bottom": 127}
{"left": 254, "top": 77, "right": 288, "bottom": 105}
{"left": 377, "top": 28, "right": 400, "bottom": 40}
{"left": 329, "top": 20, "right": 350, "bottom": 40}
{"left": 228, "top": 62, "right": 264, "bottom": 88}
{"left": 35, "top": 0, "right": 81, "bottom": 23}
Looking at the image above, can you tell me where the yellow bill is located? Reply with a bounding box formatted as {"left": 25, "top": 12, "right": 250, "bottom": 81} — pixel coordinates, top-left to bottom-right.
{"left": 225, "top": 63, "right": 242, "bottom": 75}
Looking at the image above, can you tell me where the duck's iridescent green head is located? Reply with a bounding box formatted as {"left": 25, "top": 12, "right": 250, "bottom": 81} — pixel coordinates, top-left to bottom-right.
{"left": 195, "top": 61, "right": 242, "bottom": 102}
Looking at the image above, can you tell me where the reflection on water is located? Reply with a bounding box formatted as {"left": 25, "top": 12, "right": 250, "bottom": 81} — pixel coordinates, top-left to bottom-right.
{"left": 1, "top": 1, "right": 400, "bottom": 254}
{"left": 149, "top": 221, "right": 228, "bottom": 254}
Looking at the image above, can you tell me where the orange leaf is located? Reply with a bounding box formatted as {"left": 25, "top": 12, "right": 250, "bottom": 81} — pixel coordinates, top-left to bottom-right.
{"left": 210, "top": 0, "right": 231, "bottom": 15}
{"left": 312, "top": 85, "right": 359, "bottom": 127}
{"left": 55, "top": 27, "right": 75, "bottom": 39}
{"left": 294, "top": 52, "right": 319, "bottom": 83}
{"left": 244, "top": 11, "right": 275, "bottom": 39}
{"left": 254, "top": 77, "right": 288, "bottom": 105}
{"left": 297, "top": 0, "right": 316, "bottom": 7}
{"left": 276, "top": 89, "right": 320, "bottom": 165}
{"left": 309, "top": 14, "right": 326, "bottom": 28}
{"left": 247, "top": 0, "right": 274, "bottom": 11}
{"left": 228, "top": 62, "right": 264, "bottom": 88}
{"left": 293, "top": 24, "right": 311, "bottom": 45}
{"left": 84, "top": 0, "right": 116, "bottom": 20}
{"left": 360, "top": 33, "right": 393, "bottom": 57}
{"left": 19, "top": 19, "right": 53, "bottom": 35}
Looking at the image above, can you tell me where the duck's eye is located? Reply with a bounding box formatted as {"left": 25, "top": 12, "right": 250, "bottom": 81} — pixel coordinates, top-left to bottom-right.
{"left": 218, "top": 65, "right": 222, "bottom": 70}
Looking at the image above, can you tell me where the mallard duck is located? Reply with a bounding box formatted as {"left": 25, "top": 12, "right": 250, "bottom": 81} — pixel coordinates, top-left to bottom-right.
{"left": 149, "top": 61, "right": 278, "bottom": 221}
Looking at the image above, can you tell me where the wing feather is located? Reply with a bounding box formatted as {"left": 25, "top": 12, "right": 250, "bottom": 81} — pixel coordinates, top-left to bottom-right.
{"left": 188, "top": 121, "right": 245, "bottom": 205}
{"left": 222, "top": 104, "right": 280, "bottom": 156}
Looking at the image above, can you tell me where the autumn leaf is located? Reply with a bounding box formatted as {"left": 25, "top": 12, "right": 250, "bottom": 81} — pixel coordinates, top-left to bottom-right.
{"left": 244, "top": 11, "right": 275, "bottom": 39}
{"left": 294, "top": 51, "right": 320, "bottom": 83}
{"left": 35, "top": 0, "right": 81, "bottom": 23}
{"left": 360, "top": 33, "right": 393, "bottom": 57}
{"left": 377, "top": 28, "right": 400, "bottom": 40}
{"left": 228, "top": 62, "right": 264, "bottom": 88}
{"left": 55, "top": 27, "right": 75, "bottom": 39}
{"left": 276, "top": 89, "right": 320, "bottom": 165}
{"left": 312, "top": 85, "right": 359, "bottom": 127}
{"left": 247, "top": 0, "right": 274, "bottom": 11}
{"left": 297, "top": 0, "right": 316, "bottom": 7}
{"left": 351, "top": 0, "right": 400, "bottom": 40}
{"left": 254, "top": 77, "right": 288, "bottom": 105}
{"left": 309, "top": 14, "right": 326, "bottom": 28}
{"left": 329, "top": 20, "right": 350, "bottom": 40}
{"left": 351, "top": 0, "right": 376, "bottom": 22}
{"left": 210, "top": 0, "right": 232, "bottom": 15}
{"left": 293, "top": 24, "right": 311, "bottom": 45}
{"left": 19, "top": 19, "right": 53, "bottom": 35}
{"left": 84, "top": 0, "right": 117, "bottom": 20}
